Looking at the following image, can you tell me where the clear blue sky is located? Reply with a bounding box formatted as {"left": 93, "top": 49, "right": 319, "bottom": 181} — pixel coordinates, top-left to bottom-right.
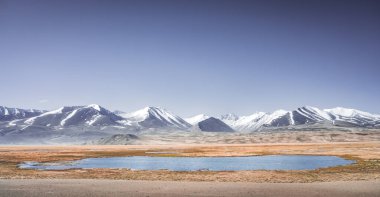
{"left": 1, "top": 0, "right": 379, "bottom": 116}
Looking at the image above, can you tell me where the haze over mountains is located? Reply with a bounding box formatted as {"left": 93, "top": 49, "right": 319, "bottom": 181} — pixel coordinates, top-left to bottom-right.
{"left": 0, "top": 104, "right": 379, "bottom": 144}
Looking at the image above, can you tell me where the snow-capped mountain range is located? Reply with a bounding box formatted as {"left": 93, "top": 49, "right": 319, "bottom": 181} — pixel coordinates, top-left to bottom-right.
{"left": 1, "top": 104, "right": 379, "bottom": 144}
{"left": 0, "top": 106, "right": 46, "bottom": 121}
{"left": 219, "top": 106, "right": 380, "bottom": 131}
{"left": 1, "top": 105, "right": 379, "bottom": 134}
{"left": 23, "top": 104, "right": 123, "bottom": 127}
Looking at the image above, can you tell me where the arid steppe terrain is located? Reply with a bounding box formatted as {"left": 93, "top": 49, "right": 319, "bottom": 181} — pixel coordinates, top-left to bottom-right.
{"left": 1, "top": 131, "right": 380, "bottom": 196}
{"left": 1, "top": 141, "right": 380, "bottom": 182}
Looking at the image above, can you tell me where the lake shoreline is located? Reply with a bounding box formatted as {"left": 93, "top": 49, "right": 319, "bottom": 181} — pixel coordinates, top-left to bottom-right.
{"left": 0, "top": 142, "right": 379, "bottom": 182}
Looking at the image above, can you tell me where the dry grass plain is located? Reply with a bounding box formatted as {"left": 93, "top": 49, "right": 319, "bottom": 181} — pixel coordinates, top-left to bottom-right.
{"left": 0, "top": 141, "right": 380, "bottom": 183}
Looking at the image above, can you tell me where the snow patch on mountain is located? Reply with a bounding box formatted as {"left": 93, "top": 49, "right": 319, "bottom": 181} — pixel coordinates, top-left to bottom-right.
{"left": 325, "top": 107, "right": 380, "bottom": 119}
{"left": 185, "top": 114, "right": 209, "bottom": 125}
{"left": 219, "top": 113, "right": 239, "bottom": 126}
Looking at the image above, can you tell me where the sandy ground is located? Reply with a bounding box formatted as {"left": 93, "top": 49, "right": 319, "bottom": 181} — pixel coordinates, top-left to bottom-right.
{"left": 0, "top": 142, "right": 380, "bottom": 196}
{"left": 0, "top": 179, "right": 380, "bottom": 197}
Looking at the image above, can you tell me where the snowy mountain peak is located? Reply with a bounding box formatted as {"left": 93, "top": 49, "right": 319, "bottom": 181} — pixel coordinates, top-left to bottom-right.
{"left": 220, "top": 113, "right": 239, "bottom": 121}
{"left": 325, "top": 107, "right": 373, "bottom": 117}
{"left": 219, "top": 113, "right": 240, "bottom": 126}
{"left": 324, "top": 107, "right": 380, "bottom": 123}
{"left": 239, "top": 112, "right": 267, "bottom": 122}
{"left": 144, "top": 106, "right": 170, "bottom": 115}
{"left": 121, "top": 106, "right": 191, "bottom": 129}
{"left": 185, "top": 114, "right": 210, "bottom": 125}
{"left": 294, "top": 106, "right": 332, "bottom": 121}
{"left": 300, "top": 106, "right": 321, "bottom": 113}
{"left": 87, "top": 104, "right": 102, "bottom": 111}
{"left": 145, "top": 106, "right": 162, "bottom": 110}
{"left": 122, "top": 106, "right": 165, "bottom": 122}
{"left": 271, "top": 109, "right": 289, "bottom": 116}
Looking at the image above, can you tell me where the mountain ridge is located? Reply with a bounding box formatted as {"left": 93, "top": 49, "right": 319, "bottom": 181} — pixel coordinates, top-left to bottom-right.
{"left": 220, "top": 106, "right": 380, "bottom": 131}
{"left": 1, "top": 105, "right": 380, "bottom": 132}
{"left": 1, "top": 104, "right": 379, "bottom": 145}
{"left": 119, "top": 106, "right": 191, "bottom": 129}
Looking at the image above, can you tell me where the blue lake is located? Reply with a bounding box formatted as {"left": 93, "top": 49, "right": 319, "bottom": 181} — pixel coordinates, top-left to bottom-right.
{"left": 19, "top": 155, "right": 354, "bottom": 171}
